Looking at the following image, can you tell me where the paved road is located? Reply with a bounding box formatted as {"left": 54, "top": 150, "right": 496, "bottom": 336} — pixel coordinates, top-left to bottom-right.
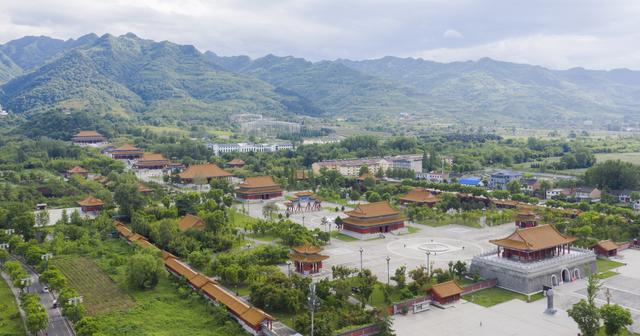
{"left": 18, "top": 259, "right": 75, "bottom": 336}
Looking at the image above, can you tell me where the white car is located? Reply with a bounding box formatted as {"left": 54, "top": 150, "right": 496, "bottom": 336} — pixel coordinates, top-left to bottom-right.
{"left": 41, "top": 286, "right": 50, "bottom": 293}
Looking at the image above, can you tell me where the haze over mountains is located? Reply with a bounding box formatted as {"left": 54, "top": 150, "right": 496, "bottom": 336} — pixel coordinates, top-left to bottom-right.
{"left": 1, "top": 33, "right": 639, "bottom": 126}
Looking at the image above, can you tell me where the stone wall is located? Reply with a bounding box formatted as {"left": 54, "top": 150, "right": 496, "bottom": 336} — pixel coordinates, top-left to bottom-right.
{"left": 469, "top": 250, "right": 597, "bottom": 294}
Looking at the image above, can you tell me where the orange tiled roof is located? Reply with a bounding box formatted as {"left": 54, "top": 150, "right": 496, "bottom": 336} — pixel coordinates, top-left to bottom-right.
{"left": 399, "top": 188, "right": 438, "bottom": 204}
{"left": 115, "top": 223, "right": 133, "bottom": 237}
{"left": 429, "top": 280, "right": 463, "bottom": 298}
{"left": 228, "top": 158, "right": 245, "bottom": 165}
{"left": 164, "top": 257, "right": 198, "bottom": 280}
{"left": 77, "top": 196, "right": 104, "bottom": 207}
{"left": 239, "top": 176, "right": 279, "bottom": 188}
{"left": 490, "top": 224, "right": 576, "bottom": 251}
{"left": 188, "top": 273, "right": 215, "bottom": 289}
{"left": 289, "top": 253, "right": 329, "bottom": 263}
{"left": 139, "top": 153, "right": 167, "bottom": 162}
{"left": 200, "top": 283, "right": 274, "bottom": 327}
{"left": 67, "top": 166, "right": 88, "bottom": 174}
{"left": 345, "top": 202, "right": 400, "bottom": 218}
{"left": 294, "top": 191, "right": 314, "bottom": 197}
{"left": 75, "top": 131, "right": 103, "bottom": 137}
{"left": 178, "top": 214, "right": 205, "bottom": 232}
{"left": 291, "top": 244, "right": 323, "bottom": 254}
{"left": 593, "top": 240, "right": 619, "bottom": 252}
{"left": 138, "top": 184, "right": 152, "bottom": 193}
{"left": 178, "top": 164, "right": 232, "bottom": 180}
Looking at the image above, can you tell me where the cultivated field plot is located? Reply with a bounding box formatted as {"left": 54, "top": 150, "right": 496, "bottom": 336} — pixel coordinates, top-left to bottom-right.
{"left": 595, "top": 152, "right": 640, "bottom": 165}
{"left": 52, "top": 256, "right": 134, "bottom": 315}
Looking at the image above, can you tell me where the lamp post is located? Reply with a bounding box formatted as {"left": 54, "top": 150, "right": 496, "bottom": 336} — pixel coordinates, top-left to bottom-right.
{"left": 286, "top": 261, "right": 292, "bottom": 277}
{"left": 426, "top": 251, "right": 431, "bottom": 276}
{"left": 359, "top": 247, "right": 364, "bottom": 272}
{"left": 302, "top": 215, "right": 306, "bottom": 227}
{"left": 385, "top": 256, "right": 391, "bottom": 285}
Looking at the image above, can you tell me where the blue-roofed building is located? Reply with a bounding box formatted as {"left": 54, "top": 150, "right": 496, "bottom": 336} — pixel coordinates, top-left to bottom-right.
{"left": 458, "top": 177, "right": 483, "bottom": 187}
{"left": 488, "top": 170, "right": 522, "bottom": 190}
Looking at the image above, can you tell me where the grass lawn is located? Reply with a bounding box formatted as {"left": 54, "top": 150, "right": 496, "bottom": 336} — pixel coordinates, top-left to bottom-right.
{"left": 229, "top": 209, "right": 259, "bottom": 229}
{"left": 52, "top": 256, "right": 135, "bottom": 315}
{"left": 369, "top": 284, "right": 404, "bottom": 310}
{"left": 331, "top": 231, "right": 359, "bottom": 242}
{"left": 463, "top": 287, "right": 535, "bottom": 307}
{"left": 596, "top": 259, "right": 625, "bottom": 272}
{"left": 93, "top": 277, "right": 243, "bottom": 336}
{"left": 597, "top": 327, "right": 639, "bottom": 335}
{"left": 596, "top": 271, "right": 619, "bottom": 279}
{"left": 0, "top": 276, "right": 25, "bottom": 336}
{"left": 406, "top": 226, "right": 420, "bottom": 234}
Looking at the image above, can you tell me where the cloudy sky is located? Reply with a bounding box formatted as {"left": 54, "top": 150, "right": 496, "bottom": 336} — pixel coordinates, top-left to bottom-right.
{"left": 1, "top": 0, "right": 639, "bottom": 69}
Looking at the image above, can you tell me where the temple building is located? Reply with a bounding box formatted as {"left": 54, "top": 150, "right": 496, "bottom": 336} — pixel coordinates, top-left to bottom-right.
{"left": 178, "top": 214, "right": 205, "bottom": 232}
{"left": 227, "top": 158, "right": 246, "bottom": 168}
{"left": 289, "top": 244, "right": 329, "bottom": 275}
{"left": 138, "top": 183, "right": 153, "bottom": 195}
{"left": 111, "top": 144, "right": 143, "bottom": 160}
{"left": 470, "top": 224, "right": 596, "bottom": 294}
{"left": 592, "top": 240, "right": 619, "bottom": 257}
{"left": 342, "top": 202, "right": 406, "bottom": 239}
{"left": 178, "top": 164, "right": 233, "bottom": 184}
{"left": 134, "top": 153, "right": 170, "bottom": 170}
{"left": 515, "top": 211, "right": 538, "bottom": 228}
{"left": 77, "top": 196, "right": 104, "bottom": 213}
{"left": 235, "top": 176, "right": 283, "bottom": 200}
{"left": 72, "top": 131, "right": 107, "bottom": 146}
{"left": 66, "top": 166, "right": 88, "bottom": 178}
{"left": 428, "top": 281, "right": 463, "bottom": 305}
{"left": 398, "top": 188, "right": 438, "bottom": 207}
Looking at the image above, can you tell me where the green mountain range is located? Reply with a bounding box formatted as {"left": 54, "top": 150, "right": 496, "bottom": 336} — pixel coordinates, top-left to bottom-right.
{"left": 1, "top": 33, "right": 640, "bottom": 126}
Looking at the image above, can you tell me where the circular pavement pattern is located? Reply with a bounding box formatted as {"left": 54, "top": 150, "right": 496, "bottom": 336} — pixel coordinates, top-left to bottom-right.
{"left": 387, "top": 237, "right": 488, "bottom": 262}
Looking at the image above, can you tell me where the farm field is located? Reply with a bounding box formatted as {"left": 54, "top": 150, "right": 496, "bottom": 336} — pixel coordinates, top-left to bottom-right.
{"left": 595, "top": 152, "right": 640, "bottom": 165}
{"left": 0, "top": 276, "right": 25, "bottom": 335}
{"left": 52, "top": 256, "right": 135, "bottom": 315}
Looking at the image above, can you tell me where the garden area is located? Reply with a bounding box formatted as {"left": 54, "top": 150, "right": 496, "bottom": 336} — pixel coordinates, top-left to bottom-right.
{"left": 0, "top": 277, "right": 25, "bottom": 336}
{"left": 462, "top": 287, "right": 544, "bottom": 307}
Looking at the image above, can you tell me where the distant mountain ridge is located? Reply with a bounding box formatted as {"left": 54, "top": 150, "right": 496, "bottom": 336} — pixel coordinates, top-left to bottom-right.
{"left": 1, "top": 33, "right": 640, "bottom": 125}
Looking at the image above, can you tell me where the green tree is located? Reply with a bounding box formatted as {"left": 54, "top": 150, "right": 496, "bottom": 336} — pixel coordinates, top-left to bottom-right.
{"left": 506, "top": 180, "right": 521, "bottom": 194}
{"left": 359, "top": 165, "right": 370, "bottom": 176}
{"left": 375, "top": 310, "right": 396, "bottom": 336}
{"left": 391, "top": 266, "right": 406, "bottom": 289}
{"left": 568, "top": 300, "right": 600, "bottom": 336}
{"left": 75, "top": 317, "right": 99, "bottom": 336}
{"left": 355, "top": 269, "right": 377, "bottom": 308}
{"left": 600, "top": 304, "right": 633, "bottom": 336}
{"left": 126, "top": 253, "right": 164, "bottom": 290}
{"left": 114, "top": 181, "right": 147, "bottom": 219}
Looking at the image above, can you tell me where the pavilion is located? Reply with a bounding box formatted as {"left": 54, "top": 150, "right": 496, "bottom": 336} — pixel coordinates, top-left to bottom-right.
{"left": 428, "top": 280, "right": 463, "bottom": 305}
{"left": 178, "top": 214, "right": 205, "bottom": 232}
{"left": 227, "top": 158, "right": 246, "bottom": 168}
{"left": 134, "top": 153, "right": 170, "bottom": 169}
{"left": 398, "top": 188, "right": 438, "bottom": 207}
{"left": 178, "top": 163, "right": 233, "bottom": 184}
{"left": 66, "top": 166, "right": 88, "bottom": 178}
{"left": 289, "top": 244, "right": 329, "bottom": 275}
{"left": 111, "top": 144, "right": 143, "bottom": 160}
{"left": 592, "top": 240, "right": 619, "bottom": 257}
{"left": 515, "top": 210, "right": 537, "bottom": 228}
{"left": 471, "top": 224, "right": 597, "bottom": 293}
{"left": 138, "top": 183, "right": 153, "bottom": 195}
{"left": 72, "top": 131, "right": 107, "bottom": 146}
{"left": 284, "top": 191, "right": 322, "bottom": 213}
{"left": 235, "top": 176, "right": 283, "bottom": 200}
{"left": 342, "top": 202, "right": 406, "bottom": 239}
{"left": 77, "top": 196, "right": 104, "bottom": 213}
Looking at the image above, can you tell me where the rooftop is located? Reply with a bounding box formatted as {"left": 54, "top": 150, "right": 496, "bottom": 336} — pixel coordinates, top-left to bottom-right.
{"left": 399, "top": 188, "right": 438, "bottom": 203}
{"left": 345, "top": 202, "right": 400, "bottom": 218}
{"left": 178, "top": 163, "right": 232, "bottom": 180}
{"left": 77, "top": 196, "right": 104, "bottom": 207}
{"left": 178, "top": 214, "right": 204, "bottom": 232}
{"left": 593, "top": 240, "right": 619, "bottom": 252}
{"left": 490, "top": 224, "right": 576, "bottom": 251}
{"left": 429, "top": 280, "right": 463, "bottom": 298}
{"left": 239, "top": 176, "right": 280, "bottom": 188}
{"left": 74, "top": 130, "right": 103, "bottom": 137}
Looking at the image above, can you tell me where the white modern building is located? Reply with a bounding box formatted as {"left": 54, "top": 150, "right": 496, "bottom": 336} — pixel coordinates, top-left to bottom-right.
{"left": 208, "top": 142, "right": 294, "bottom": 156}
{"left": 312, "top": 154, "right": 423, "bottom": 177}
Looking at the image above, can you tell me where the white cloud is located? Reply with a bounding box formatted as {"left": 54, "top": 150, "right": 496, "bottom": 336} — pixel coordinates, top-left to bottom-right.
{"left": 443, "top": 29, "right": 463, "bottom": 39}
{"left": 0, "top": 0, "right": 639, "bottom": 69}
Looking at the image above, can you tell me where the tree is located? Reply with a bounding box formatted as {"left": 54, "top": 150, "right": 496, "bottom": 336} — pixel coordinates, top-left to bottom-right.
{"left": 391, "top": 266, "right": 406, "bottom": 289}
{"left": 175, "top": 192, "right": 200, "bottom": 215}
{"left": 600, "top": 304, "right": 632, "bottom": 336}
{"left": 356, "top": 269, "right": 377, "bottom": 308}
{"left": 586, "top": 274, "right": 602, "bottom": 306}
{"left": 366, "top": 191, "right": 382, "bottom": 203}
{"left": 126, "top": 253, "right": 164, "bottom": 290}
{"left": 23, "top": 297, "right": 48, "bottom": 335}
{"left": 75, "top": 317, "right": 99, "bottom": 336}
{"left": 506, "top": 180, "right": 521, "bottom": 195}
{"left": 453, "top": 261, "right": 467, "bottom": 279}
{"left": 349, "top": 189, "right": 361, "bottom": 201}
{"left": 262, "top": 202, "right": 278, "bottom": 219}
{"left": 359, "top": 165, "right": 370, "bottom": 176}
{"left": 568, "top": 300, "right": 600, "bottom": 336}
{"left": 584, "top": 160, "right": 640, "bottom": 190}
{"left": 375, "top": 310, "right": 396, "bottom": 336}
{"left": 363, "top": 176, "right": 377, "bottom": 189}
{"left": 114, "top": 181, "right": 147, "bottom": 219}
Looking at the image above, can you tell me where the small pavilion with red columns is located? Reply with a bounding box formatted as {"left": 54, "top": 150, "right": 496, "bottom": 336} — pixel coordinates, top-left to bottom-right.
{"left": 289, "top": 244, "right": 329, "bottom": 275}
{"left": 77, "top": 196, "right": 104, "bottom": 213}
{"left": 490, "top": 224, "right": 576, "bottom": 262}
{"left": 515, "top": 210, "right": 538, "bottom": 229}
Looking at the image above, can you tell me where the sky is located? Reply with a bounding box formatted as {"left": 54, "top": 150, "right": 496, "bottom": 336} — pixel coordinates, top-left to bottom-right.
{"left": 1, "top": 0, "right": 639, "bottom": 70}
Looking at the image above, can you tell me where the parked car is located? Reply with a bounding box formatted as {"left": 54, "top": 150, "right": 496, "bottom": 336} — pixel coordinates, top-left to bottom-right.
{"left": 41, "top": 286, "right": 50, "bottom": 293}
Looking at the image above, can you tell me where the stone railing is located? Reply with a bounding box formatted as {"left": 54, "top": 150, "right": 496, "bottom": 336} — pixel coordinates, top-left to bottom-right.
{"left": 472, "top": 248, "right": 595, "bottom": 273}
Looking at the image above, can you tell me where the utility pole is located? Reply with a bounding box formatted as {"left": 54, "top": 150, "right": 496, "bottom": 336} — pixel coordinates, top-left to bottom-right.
{"left": 426, "top": 251, "right": 431, "bottom": 276}
{"left": 359, "top": 247, "right": 364, "bottom": 272}
{"left": 386, "top": 256, "right": 391, "bottom": 285}
{"left": 308, "top": 283, "right": 317, "bottom": 336}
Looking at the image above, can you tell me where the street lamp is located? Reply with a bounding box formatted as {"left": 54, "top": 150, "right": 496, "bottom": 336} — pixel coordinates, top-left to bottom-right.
{"left": 385, "top": 256, "right": 391, "bottom": 285}
{"left": 359, "top": 247, "right": 364, "bottom": 272}
{"left": 302, "top": 215, "right": 306, "bottom": 227}
{"left": 426, "top": 251, "right": 431, "bottom": 276}
{"left": 286, "top": 261, "right": 292, "bottom": 277}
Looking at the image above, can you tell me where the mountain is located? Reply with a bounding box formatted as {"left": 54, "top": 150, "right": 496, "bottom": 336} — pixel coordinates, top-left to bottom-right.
{"left": 205, "top": 53, "right": 431, "bottom": 119}
{"left": 0, "top": 33, "right": 318, "bottom": 121}
{"left": 337, "top": 57, "right": 640, "bottom": 123}
{"left": 2, "top": 33, "right": 640, "bottom": 126}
